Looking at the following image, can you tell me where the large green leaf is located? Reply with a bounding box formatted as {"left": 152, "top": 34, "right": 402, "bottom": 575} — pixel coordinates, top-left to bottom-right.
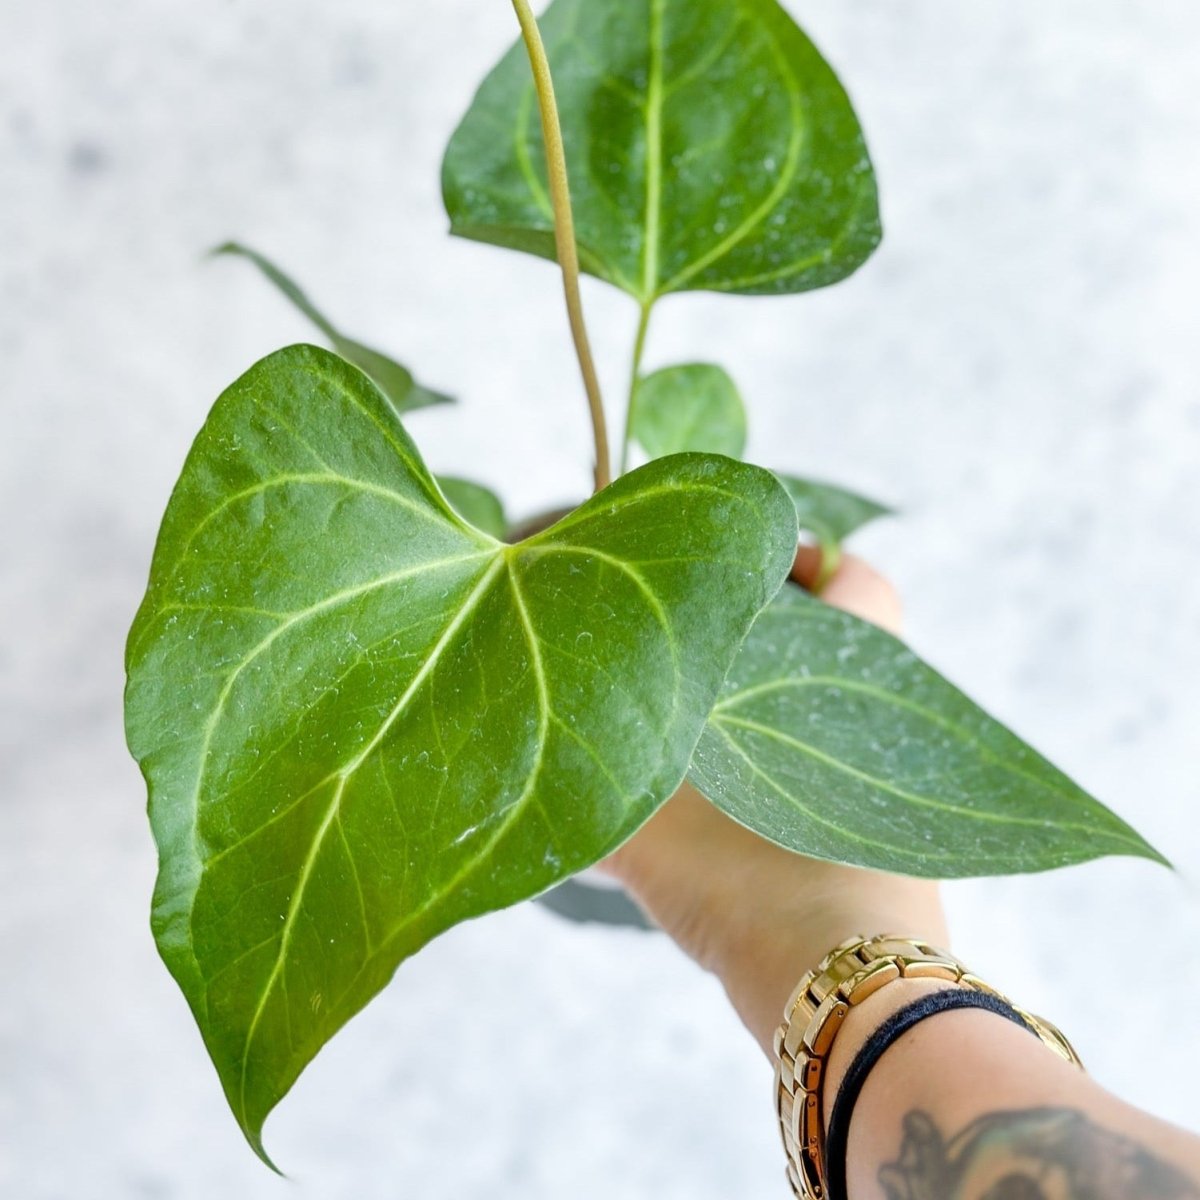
{"left": 442, "top": 0, "right": 880, "bottom": 301}
{"left": 212, "top": 242, "right": 452, "bottom": 413}
{"left": 689, "top": 586, "right": 1165, "bottom": 877}
{"left": 125, "top": 344, "right": 796, "bottom": 1159}
{"left": 633, "top": 363, "right": 747, "bottom": 459}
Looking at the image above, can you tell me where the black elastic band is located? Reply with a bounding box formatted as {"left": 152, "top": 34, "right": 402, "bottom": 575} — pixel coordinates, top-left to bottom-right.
{"left": 823, "top": 988, "right": 1038, "bottom": 1200}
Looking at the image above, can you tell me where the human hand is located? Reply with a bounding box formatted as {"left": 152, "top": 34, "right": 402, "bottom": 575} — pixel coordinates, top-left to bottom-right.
{"left": 600, "top": 547, "right": 948, "bottom": 1055}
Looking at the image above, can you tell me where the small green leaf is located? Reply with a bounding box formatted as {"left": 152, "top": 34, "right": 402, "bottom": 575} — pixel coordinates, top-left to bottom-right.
{"left": 125, "top": 344, "right": 796, "bottom": 1159}
{"left": 632, "top": 363, "right": 747, "bottom": 460}
{"left": 436, "top": 475, "right": 508, "bottom": 539}
{"left": 689, "top": 586, "right": 1165, "bottom": 877}
{"left": 537, "top": 879, "right": 652, "bottom": 929}
{"left": 442, "top": 0, "right": 880, "bottom": 301}
{"left": 775, "top": 473, "right": 891, "bottom": 586}
{"left": 212, "top": 242, "right": 452, "bottom": 413}
{"left": 775, "top": 474, "right": 892, "bottom": 555}
{"left": 329, "top": 337, "right": 452, "bottom": 415}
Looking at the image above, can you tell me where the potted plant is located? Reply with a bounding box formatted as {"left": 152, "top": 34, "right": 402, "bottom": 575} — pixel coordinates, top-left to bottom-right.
{"left": 124, "top": 0, "right": 1163, "bottom": 1169}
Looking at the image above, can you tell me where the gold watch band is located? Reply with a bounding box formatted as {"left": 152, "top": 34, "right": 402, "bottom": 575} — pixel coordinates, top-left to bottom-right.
{"left": 772, "top": 934, "right": 1082, "bottom": 1200}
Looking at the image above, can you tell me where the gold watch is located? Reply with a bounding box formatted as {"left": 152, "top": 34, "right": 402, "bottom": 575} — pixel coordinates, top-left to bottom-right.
{"left": 772, "top": 934, "right": 1082, "bottom": 1199}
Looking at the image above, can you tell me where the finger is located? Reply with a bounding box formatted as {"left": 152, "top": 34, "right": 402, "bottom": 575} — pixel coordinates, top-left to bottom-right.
{"left": 790, "top": 543, "right": 825, "bottom": 590}
{"left": 821, "top": 553, "right": 903, "bottom": 635}
{"left": 605, "top": 552, "right": 902, "bottom": 887}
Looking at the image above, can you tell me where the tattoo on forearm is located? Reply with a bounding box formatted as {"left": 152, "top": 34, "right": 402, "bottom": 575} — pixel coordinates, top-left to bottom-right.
{"left": 878, "top": 1107, "right": 1200, "bottom": 1200}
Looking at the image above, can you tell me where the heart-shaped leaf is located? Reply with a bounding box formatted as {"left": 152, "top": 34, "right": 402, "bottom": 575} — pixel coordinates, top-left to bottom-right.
{"left": 125, "top": 344, "right": 796, "bottom": 1159}
{"left": 442, "top": 0, "right": 880, "bottom": 301}
{"left": 633, "top": 363, "right": 747, "bottom": 459}
{"left": 213, "top": 243, "right": 452, "bottom": 413}
{"left": 436, "top": 475, "right": 508, "bottom": 539}
{"left": 689, "top": 586, "right": 1164, "bottom": 877}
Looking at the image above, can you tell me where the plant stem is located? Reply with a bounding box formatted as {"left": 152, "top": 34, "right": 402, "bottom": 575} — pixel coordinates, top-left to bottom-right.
{"left": 510, "top": 0, "right": 611, "bottom": 493}
{"left": 620, "top": 301, "right": 654, "bottom": 475}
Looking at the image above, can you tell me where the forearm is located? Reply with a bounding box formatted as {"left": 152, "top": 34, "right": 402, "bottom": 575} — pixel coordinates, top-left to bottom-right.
{"left": 619, "top": 814, "right": 1200, "bottom": 1199}
{"left": 822, "top": 978, "right": 1200, "bottom": 1200}
{"left": 608, "top": 554, "right": 1200, "bottom": 1198}
{"left": 711, "top": 868, "right": 948, "bottom": 1058}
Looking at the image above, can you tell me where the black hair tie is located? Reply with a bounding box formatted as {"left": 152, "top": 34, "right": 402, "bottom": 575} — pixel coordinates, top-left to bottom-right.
{"left": 823, "top": 988, "right": 1039, "bottom": 1200}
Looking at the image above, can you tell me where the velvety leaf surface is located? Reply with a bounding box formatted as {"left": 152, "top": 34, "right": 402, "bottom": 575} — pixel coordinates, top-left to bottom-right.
{"left": 633, "top": 363, "right": 747, "bottom": 459}
{"left": 689, "top": 586, "right": 1164, "bottom": 877}
{"left": 125, "top": 344, "right": 796, "bottom": 1158}
{"left": 213, "top": 243, "right": 452, "bottom": 412}
{"left": 436, "top": 475, "right": 508, "bottom": 539}
{"left": 442, "top": 0, "right": 880, "bottom": 300}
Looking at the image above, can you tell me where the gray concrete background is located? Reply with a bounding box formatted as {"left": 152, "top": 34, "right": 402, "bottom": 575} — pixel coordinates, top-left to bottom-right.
{"left": 2, "top": 1, "right": 1198, "bottom": 1196}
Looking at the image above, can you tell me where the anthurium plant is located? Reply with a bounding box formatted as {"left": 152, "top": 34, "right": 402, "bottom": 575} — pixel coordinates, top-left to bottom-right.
{"left": 125, "top": 0, "right": 1163, "bottom": 1166}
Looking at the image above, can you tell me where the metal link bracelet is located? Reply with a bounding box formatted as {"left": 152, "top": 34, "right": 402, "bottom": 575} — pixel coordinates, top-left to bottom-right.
{"left": 771, "top": 934, "right": 1082, "bottom": 1200}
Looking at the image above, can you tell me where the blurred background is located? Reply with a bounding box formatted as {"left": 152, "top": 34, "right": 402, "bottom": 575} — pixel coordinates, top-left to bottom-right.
{"left": 2, "top": 0, "right": 1198, "bottom": 1196}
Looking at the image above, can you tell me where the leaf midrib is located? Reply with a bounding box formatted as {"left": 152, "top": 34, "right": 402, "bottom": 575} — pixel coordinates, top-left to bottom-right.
{"left": 658, "top": 16, "right": 806, "bottom": 295}
{"left": 704, "top": 720, "right": 952, "bottom": 864}
{"left": 234, "top": 556, "right": 507, "bottom": 1129}
{"left": 714, "top": 665, "right": 1082, "bottom": 803}
{"left": 712, "top": 710, "right": 1146, "bottom": 850}
{"left": 174, "top": 550, "right": 491, "bottom": 840}
{"left": 228, "top": 541, "right": 694, "bottom": 1129}
{"left": 704, "top": 168, "right": 873, "bottom": 293}
{"left": 221, "top": 528, "right": 696, "bottom": 1128}
{"left": 318, "top": 546, "right": 688, "bottom": 1025}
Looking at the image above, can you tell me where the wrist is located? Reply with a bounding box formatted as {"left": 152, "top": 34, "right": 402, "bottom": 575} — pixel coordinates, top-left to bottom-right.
{"left": 711, "top": 873, "right": 948, "bottom": 1056}
{"left": 820, "top": 976, "right": 960, "bottom": 1110}
{"left": 770, "top": 938, "right": 1093, "bottom": 1200}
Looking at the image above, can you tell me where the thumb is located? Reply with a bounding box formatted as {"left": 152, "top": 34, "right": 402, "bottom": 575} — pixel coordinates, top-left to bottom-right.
{"left": 791, "top": 545, "right": 903, "bottom": 636}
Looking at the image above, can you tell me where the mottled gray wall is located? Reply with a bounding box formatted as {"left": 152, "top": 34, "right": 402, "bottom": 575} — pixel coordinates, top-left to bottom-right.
{"left": 2, "top": 1, "right": 1197, "bottom": 1197}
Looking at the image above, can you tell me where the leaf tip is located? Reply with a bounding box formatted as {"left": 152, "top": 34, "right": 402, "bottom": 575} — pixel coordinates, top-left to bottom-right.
{"left": 420, "top": 386, "right": 457, "bottom": 409}
{"left": 233, "top": 1084, "right": 287, "bottom": 1176}
{"left": 1140, "top": 839, "right": 1173, "bottom": 871}
{"left": 243, "top": 1125, "right": 286, "bottom": 1177}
